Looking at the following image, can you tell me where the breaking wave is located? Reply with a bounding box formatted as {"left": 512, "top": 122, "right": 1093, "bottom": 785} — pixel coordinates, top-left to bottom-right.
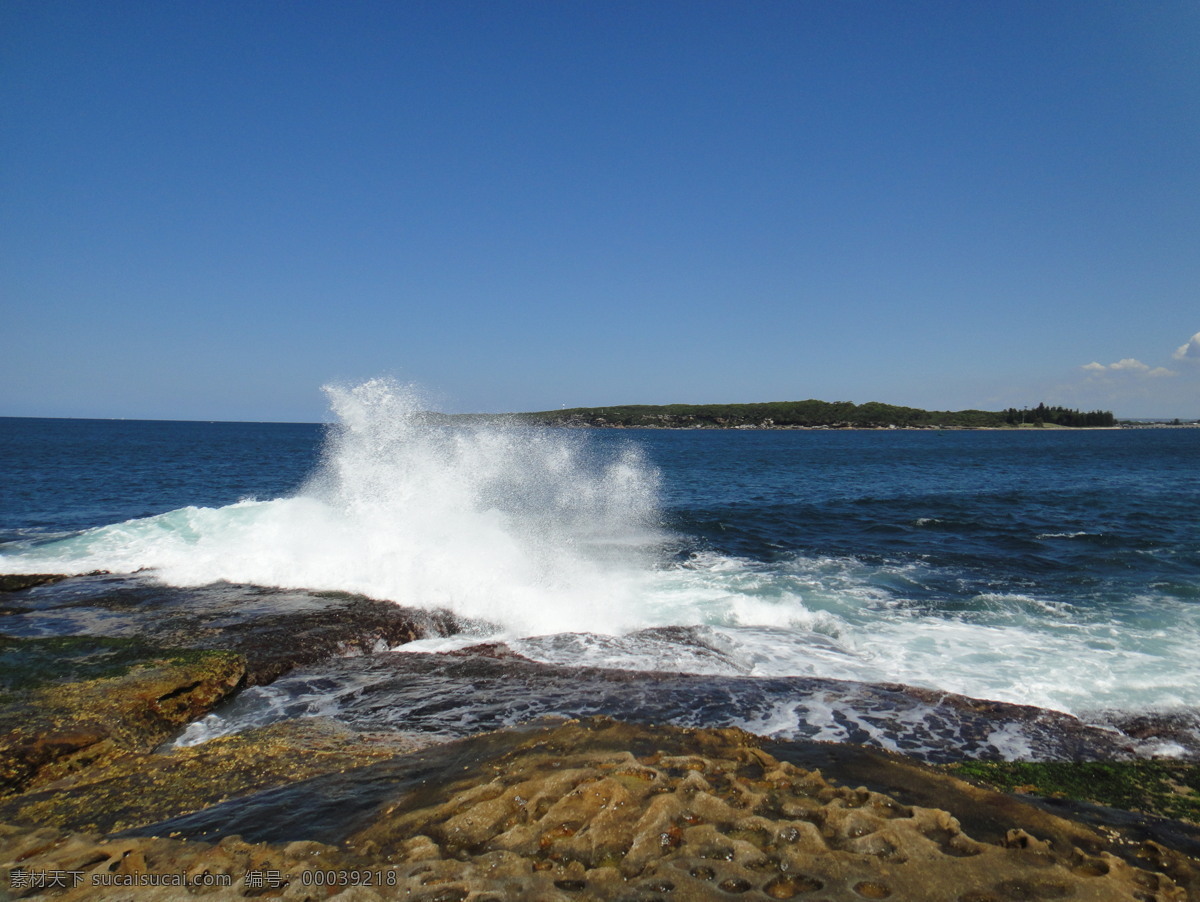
{"left": 0, "top": 380, "right": 661, "bottom": 635}
{"left": 4, "top": 379, "right": 1200, "bottom": 720}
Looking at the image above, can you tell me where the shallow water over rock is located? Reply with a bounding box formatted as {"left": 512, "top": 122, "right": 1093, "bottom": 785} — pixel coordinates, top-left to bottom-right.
{"left": 177, "top": 643, "right": 1151, "bottom": 765}
{"left": 1, "top": 575, "right": 1198, "bottom": 899}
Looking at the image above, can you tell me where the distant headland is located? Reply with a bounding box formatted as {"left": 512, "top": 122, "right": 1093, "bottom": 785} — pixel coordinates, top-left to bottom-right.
{"left": 450, "top": 401, "right": 1120, "bottom": 430}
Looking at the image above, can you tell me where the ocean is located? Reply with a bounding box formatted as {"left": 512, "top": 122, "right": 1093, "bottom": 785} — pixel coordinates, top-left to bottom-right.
{"left": 2, "top": 380, "right": 1199, "bottom": 762}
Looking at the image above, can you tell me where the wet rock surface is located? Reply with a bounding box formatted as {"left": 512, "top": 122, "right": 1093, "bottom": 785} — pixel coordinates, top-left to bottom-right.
{"left": 3, "top": 719, "right": 1197, "bottom": 900}
{"left": 185, "top": 645, "right": 1148, "bottom": 765}
{"left": 0, "top": 575, "right": 72, "bottom": 595}
{"left": 0, "top": 718, "right": 425, "bottom": 835}
{"left": 0, "top": 638, "right": 244, "bottom": 796}
{"left": 0, "top": 574, "right": 461, "bottom": 685}
{"left": 0, "top": 574, "right": 1197, "bottom": 899}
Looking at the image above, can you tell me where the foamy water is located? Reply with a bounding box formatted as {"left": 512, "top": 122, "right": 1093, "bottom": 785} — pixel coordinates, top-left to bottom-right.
{"left": 1, "top": 381, "right": 661, "bottom": 635}
{"left": 3, "top": 379, "right": 1199, "bottom": 721}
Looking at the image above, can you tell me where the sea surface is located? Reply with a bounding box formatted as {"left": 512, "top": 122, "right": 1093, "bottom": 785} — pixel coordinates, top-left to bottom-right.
{"left": 2, "top": 381, "right": 1199, "bottom": 761}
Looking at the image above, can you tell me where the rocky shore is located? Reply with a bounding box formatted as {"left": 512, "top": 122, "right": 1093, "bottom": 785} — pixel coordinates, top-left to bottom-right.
{"left": 1, "top": 574, "right": 1197, "bottom": 899}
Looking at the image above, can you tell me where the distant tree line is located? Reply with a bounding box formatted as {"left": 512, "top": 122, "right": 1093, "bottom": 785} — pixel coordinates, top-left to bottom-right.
{"left": 497, "top": 400, "right": 1115, "bottom": 429}
{"left": 1001, "top": 403, "right": 1114, "bottom": 428}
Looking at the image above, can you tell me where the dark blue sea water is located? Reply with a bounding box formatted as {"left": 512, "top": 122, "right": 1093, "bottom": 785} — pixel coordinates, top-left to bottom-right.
{"left": 0, "top": 417, "right": 323, "bottom": 535}
{"left": 3, "top": 385, "right": 1199, "bottom": 756}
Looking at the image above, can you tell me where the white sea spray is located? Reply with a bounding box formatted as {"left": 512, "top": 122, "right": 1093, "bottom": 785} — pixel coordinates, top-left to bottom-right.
{"left": 1, "top": 379, "right": 664, "bottom": 636}
{"left": 3, "top": 381, "right": 1199, "bottom": 726}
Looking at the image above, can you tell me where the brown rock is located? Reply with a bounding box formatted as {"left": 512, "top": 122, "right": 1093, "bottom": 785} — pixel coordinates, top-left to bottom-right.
{"left": 1, "top": 719, "right": 1194, "bottom": 900}
{"left": 0, "top": 719, "right": 424, "bottom": 835}
{"left": 0, "top": 649, "right": 244, "bottom": 796}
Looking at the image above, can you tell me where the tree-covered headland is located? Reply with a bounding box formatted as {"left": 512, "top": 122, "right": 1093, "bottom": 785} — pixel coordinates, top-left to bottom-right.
{"left": 1001, "top": 403, "right": 1115, "bottom": 428}
{"left": 500, "top": 400, "right": 1115, "bottom": 429}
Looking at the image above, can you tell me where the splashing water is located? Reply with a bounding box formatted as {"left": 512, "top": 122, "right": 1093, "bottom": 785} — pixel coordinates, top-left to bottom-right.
{"left": 3, "top": 379, "right": 663, "bottom": 634}
{"left": 5, "top": 383, "right": 1200, "bottom": 722}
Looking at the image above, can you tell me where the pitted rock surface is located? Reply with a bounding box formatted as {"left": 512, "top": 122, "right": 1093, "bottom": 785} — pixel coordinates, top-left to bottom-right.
{"left": 346, "top": 722, "right": 1185, "bottom": 901}
{"left": 1, "top": 720, "right": 1194, "bottom": 900}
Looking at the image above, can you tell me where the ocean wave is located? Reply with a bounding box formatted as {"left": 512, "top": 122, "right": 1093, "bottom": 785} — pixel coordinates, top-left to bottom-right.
{"left": 0, "top": 380, "right": 662, "bottom": 636}
{"left": 4, "top": 379, "right": 1200, "bottom": 720}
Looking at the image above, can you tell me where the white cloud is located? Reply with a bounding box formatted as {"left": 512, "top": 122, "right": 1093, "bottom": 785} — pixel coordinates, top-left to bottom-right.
{"left": 1111, "top": 358, "right": 1150, "bottom": 372}
{"left": 1064, "top": 336, "right": 1197, "bottom": 417}
{"left": 1080, "top": 358, "right": 1175, "bottom": 377}
{"left": 1173, "top": 331, "right": 1200, "bottom": 361}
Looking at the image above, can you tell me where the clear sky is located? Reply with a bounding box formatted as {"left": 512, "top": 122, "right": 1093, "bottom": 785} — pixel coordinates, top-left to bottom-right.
{"left": 3, "top": 0, "right": 1198, "bottom": 421}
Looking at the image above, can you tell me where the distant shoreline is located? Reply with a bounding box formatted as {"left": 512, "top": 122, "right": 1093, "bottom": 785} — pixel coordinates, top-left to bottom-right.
{"left": 446, "top": 399, "right": 1145, "bottom": 431}
{"left": 2, "top": 413, "right": 1196, "bottom": 430}
{"left": 508, "top": 422, "right": 1196, "bottom": 431}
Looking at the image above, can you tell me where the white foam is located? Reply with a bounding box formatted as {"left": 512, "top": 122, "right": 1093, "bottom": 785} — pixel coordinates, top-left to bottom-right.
{"left": 0, "top": 380, "right": 663, "bottom": 636}
{"left": 4, "top": 378, "right": 1200, "bottom": 723}
{"left": 729, "top": 699, "right": 809, "bottom": 739}
{"left": 984, "top": 722, "right": 1039, "bottom": 760}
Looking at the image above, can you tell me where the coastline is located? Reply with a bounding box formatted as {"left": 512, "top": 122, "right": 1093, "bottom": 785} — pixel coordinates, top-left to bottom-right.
{"left": 1, "top": 575, "right": 1198, "bottom": 899}
{"left": 3, "top": 416, "right": 1199, "bottom": 898}
{"left": 513, "top": 422, "right": 1150, "bottom": 431}
{"left": 444, "top": 398, "right": 1133, "bottom": 431}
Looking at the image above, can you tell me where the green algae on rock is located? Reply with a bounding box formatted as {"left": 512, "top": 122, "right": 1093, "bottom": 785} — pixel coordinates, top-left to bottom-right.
{"left": 947, "top": 759, "right": 1200, "bottom": 825}
{"left": 0, "top": 718, "right": 426, "bottom": 836}
{"left": 0, "top": 636, "right": 228, "bottom": 694}
{"left": 0, "top": 638, "right": 244, "bottom": 796}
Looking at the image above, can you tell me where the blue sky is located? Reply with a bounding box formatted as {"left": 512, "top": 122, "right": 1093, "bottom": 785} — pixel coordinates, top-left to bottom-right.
{"left": 3, "top": 0, "right": 1198, "bottom": 421}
